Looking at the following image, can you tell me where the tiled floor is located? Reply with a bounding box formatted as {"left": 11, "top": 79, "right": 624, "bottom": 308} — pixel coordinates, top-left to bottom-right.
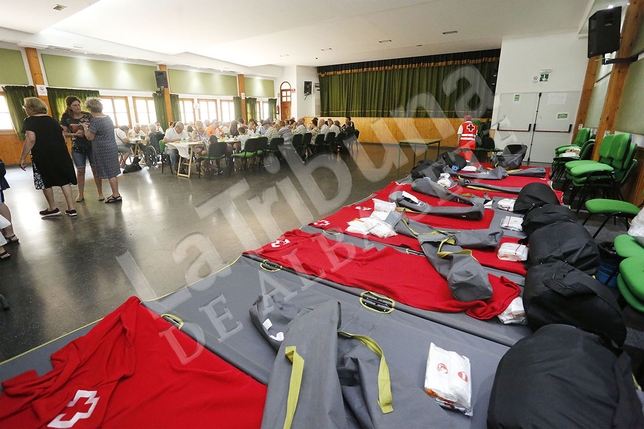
{"left": 0, "top": 143, "right": 638, "bottom": 371}
{"left": 0, "top": 144, "right": 408, "bottom": 361}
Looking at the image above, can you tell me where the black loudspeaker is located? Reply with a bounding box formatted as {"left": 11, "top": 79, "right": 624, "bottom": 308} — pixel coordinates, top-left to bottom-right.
{"left": 155, "top": 70, "right": 168, "bottom": 88}
{"left": 588, "top": 6, "right": 621, "bottom": 58}
{"left": 304, "top": 81, "right": 312, "bottom": 95}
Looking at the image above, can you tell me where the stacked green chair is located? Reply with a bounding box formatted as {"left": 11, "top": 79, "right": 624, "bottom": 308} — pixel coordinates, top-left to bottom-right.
{"left": 550, "top": 138, "right": 594, "bottom": 182}
{"left": 583, "top": 191, "right": 643, "bottom": 238}
{"left": 618, "top": 256, "right": 644, "bottom": 312}
{"left": 554, "top": 127, "right": 592, "bottom": 156}
{"left": 564, "top": 133, "right": 636, "bottom": 210}
{"left": 614, "top": 234, "right": 644, "bottom": 259}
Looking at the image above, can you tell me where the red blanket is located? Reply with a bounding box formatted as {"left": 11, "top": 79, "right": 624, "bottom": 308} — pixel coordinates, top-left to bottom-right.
{"left": 248, "top": 229, "right": 521, "bottom": 320}
{"left": 0, "top": 297, "right": 266, "bottom": 429}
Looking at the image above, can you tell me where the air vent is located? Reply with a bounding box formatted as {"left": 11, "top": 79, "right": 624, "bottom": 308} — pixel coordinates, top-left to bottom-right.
{"left": 379, "top": 39, "right": 392, "bottom": 44}
{"left": 442, "top": 30, "right": 458, "bottom": 35}
{"left": 53, "top": 4, "right": 67, "bottom": 11}
{"left": 321, "top": 47, "right": 333, "bottom": 51}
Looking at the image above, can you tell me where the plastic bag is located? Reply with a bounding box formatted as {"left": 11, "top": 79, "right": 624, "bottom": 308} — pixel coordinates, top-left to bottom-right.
{"left": 424, "top": 343, "right": 472, "bottom": 416}
{"left": 628, "top": 209, "right": 644, "bottom": 246}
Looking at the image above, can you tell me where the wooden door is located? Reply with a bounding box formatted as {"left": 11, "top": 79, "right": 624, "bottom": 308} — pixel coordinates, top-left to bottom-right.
{"left": 280, "top": 82, "right": 291, "bottom": 120}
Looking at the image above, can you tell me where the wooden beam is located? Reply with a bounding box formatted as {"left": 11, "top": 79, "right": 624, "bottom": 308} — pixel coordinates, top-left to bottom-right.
{"left": 571, "top": 57, "right": 599, "bottom": 143}
{"left": 593, "top": 0, "right": 644, "bottom": 159}
{"left": 159, "top": 64, "right": 173, "bottom": 124}
{"left": 238, "top": 74, "right": 246, "bottom": 123}
{"left": 24, "top": 47, "right": 51, "bottom": 110}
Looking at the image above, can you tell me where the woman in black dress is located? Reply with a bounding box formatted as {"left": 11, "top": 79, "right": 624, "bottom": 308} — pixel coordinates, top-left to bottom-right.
{"left": 19, "top": 97, "right": 78, "bottom": 217}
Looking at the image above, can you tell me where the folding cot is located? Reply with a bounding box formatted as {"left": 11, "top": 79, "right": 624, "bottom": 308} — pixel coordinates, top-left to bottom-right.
{"left": 1, "top": 165, "right": 556, "bottom": 428}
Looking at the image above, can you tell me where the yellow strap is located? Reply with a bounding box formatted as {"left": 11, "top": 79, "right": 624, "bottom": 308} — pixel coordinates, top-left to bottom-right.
{"left": 437, "top": 249, "right": 473, "bottom": 258}
{"left": 283, "top": 346, "right": 304, "bottom": 429}
{"left": 338, "top": 332, "right": 393, "bottom": 414}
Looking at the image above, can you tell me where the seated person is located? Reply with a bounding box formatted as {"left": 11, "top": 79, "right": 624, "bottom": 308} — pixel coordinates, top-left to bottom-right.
{"left": 163, "top": 121, "right": 190, "bottom": 171}
{"left": 319, "top": 120, "right": 329, "bottom": 136}
{"left": 278, "top": 120, "right": 293, "bottom": 144}
{"left": 328, "top": 120, "right": 341, "bottom": 136}
{"left": 114, "top": 125, "right": 132, "bottom": 167}
{"left": 128, "top": 123, "right": 147, "bottom": 142}
{"left": 191, "top": 120, "right": 208, "bottom": 157}
{"left": 293, "top": 118, "right": 307, "bottom": 135}
{"left": 238, "top": 126, "right": 250, "bottom": 151}
{"left": 147, "top": 123, "right": 165, "bottom": 153}
{"left": 342, "top": 116, "right": 355, "bottom": 135}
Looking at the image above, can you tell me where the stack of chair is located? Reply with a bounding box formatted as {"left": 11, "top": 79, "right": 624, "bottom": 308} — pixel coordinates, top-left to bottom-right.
{"left": 562, "top": 133, "right": 637, "bottom": 211}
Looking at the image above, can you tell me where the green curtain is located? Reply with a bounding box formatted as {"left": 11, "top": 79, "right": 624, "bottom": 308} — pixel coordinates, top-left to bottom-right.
{"left": 318, "top": 49, "right": 499, "bottom": 118}
{"left": 2, "top": 85, "right": 36, "bottom": 139}
{"left": 153, "top": 91, "right": 168, "bottom": 130}
{"left": 233, "top": 96, "right": 242, "bottom": 121}
{"left": 46, "top": 88, "right": 100, "bottom": 125}
{"left": 170, "top": 93, "right": 181, "bottom": 123}
{"left": 245, "top": 97, "right": 257, "bottom": 122}
{"left": 268, "top": 98, "right": 277, "bottom": 121}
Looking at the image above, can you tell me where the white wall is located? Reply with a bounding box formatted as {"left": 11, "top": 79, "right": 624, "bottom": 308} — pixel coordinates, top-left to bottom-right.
{"left": 493, "top": 32, "right": 589, "bottom": 123}
{"left": 295, "top": 66, "right": 319, "bottom": 118}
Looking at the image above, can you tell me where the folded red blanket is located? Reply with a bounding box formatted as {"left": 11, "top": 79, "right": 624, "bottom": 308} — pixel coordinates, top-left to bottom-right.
{"left": 248, "top": 229, "right": 521, "bottom": 320}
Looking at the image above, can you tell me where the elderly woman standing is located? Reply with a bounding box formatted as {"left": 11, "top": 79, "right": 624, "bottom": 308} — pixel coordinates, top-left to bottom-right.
{"left": 82, "top": 98, "right": 122, "bottom": 203}
{"left": 19, "top": 97, "right": 77, "bottom": 217}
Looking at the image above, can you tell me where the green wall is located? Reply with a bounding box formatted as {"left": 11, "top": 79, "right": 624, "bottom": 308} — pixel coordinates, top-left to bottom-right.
{"left": 0, "top": 48, "right": 29, "bottom": 85}
{"left": 244, "top": 77, "right": 274, "bottom": 98}
{"left": 168, "top": 69, "right": 237, "bottom": 95}
{"left": 615, "top": 59, "right": 644, "bottom": 134}
{"left": 41, "top": 54, "right": 157, "bottom": 91}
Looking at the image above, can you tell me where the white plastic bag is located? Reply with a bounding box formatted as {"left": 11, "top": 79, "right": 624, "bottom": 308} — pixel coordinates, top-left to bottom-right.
{"left": 424, "top": 343, "right": 472, "bottom": 416}
{"left": 497, "top": 297, "right": 527, "bottom": 325}
{"left": 497, "top": 242, "right": 528, "bottom": 262}
{"left": 628, "top": 208, "right": 644, "bottom": 246}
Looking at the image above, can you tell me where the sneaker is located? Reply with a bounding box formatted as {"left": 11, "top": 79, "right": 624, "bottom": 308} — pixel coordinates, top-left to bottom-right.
{"left": 39, "top": 208, "right": 61, "bottom": 217}
{"left": 65, "top": 209, "right": 78, "bottom": 217}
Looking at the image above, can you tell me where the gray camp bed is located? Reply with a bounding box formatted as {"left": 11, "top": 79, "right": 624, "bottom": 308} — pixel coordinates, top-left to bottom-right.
{"left": 143, "top": 255, "right": 527, "bottom": 428}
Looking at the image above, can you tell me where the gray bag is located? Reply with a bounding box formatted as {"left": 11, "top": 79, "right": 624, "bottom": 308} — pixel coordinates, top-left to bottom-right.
{"left": 389, "top": 191, "right": 485, "bottom": 220}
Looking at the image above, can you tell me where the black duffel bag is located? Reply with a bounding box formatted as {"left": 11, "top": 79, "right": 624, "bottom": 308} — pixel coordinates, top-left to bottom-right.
{"left": 410, "top": 159, "right": 442, "bottom": 180}
{"left": 488, "top": 324, "right": 644, "bottom": 429}
{"left": 523, "top": 259, "right": 626, "bottom": 346}
{"left": 521, "top": 203, "right": 577, "bottom": 237}
{"left": 513, "top": 182, "right": 560, "bottom": 214}
{"left": 525, "top": 220, "right": 600, "bottom": 275}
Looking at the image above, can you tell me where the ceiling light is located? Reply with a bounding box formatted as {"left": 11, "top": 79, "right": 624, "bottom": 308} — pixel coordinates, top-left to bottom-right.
{"left": 379, "top": 39, "right": 392, "bottom": 44}
{"left": 53, "top": 4, "right": 67, "bottom": 11}
{"left": 442, "top": 30, "right": 458, "bottom": 35}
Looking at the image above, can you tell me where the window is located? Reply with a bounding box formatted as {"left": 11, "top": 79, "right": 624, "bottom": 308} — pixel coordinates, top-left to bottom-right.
{"left": 101, "top": 96, "right": 131, "bottom": 127}
{"left": 0, "top": 94, "right": 12, "bottom": 130}
{"left": 133, "top": 97, "right": 156, "bottom": 126}
{"left": 197, "top": 99, "right": 218, "bottom": 123}
{"left": 179, "top": 98, "right": 196, "bottom": 124}
{"left": 256, "top": 101, "right": 269, "bottom": 122}
{"left": 220, "top": 100, "right": 235, "bottom": 123}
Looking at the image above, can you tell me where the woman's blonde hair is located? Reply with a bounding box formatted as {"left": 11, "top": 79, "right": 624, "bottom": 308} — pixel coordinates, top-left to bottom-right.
{"left": 84, "top": 97, "right": 103, "bottom": 113}
{"left": 23, "top": 97, "right": 48, "bottom": 115}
